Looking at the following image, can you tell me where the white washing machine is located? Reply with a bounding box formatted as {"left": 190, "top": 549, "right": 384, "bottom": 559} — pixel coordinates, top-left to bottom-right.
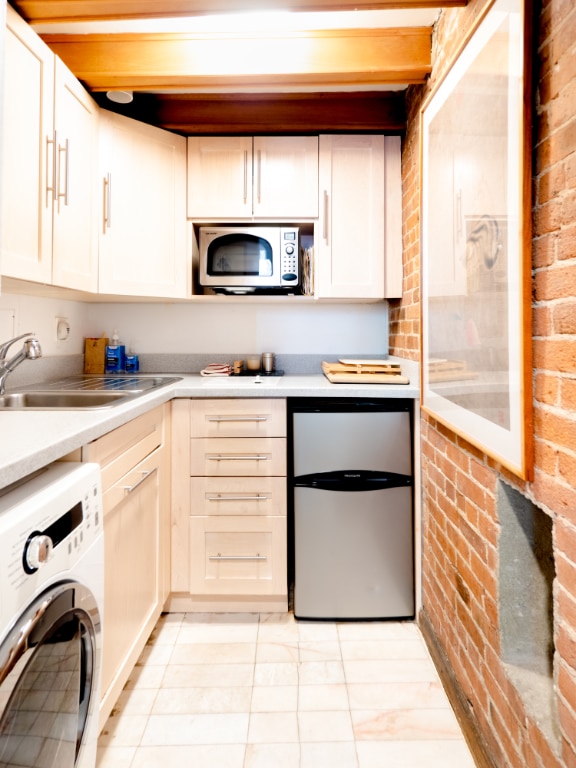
{"left": 0, "top": 462, "right": 104, "bottom": 768}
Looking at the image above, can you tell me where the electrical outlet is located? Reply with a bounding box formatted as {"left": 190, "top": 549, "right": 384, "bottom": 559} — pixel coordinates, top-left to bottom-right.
{"left": 56, "top": 317, "right": 71, "bottom": 341}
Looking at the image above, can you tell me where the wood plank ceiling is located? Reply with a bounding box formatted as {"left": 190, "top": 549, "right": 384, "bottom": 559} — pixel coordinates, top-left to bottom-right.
{"left": 9, "top": 0, "right": 468, "bottom": 134}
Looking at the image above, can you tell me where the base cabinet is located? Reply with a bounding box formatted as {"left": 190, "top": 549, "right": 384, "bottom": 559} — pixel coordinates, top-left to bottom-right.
{"left": 170, "top": 398, "right": 288, "bottom": 613}
{"left": 82, "top": 405, "right": 170, "bottom": 731}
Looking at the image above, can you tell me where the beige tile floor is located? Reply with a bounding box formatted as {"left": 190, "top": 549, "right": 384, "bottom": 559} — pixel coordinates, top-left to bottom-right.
{"left": 96, "top": 613, "right": 477, "bottom": 768}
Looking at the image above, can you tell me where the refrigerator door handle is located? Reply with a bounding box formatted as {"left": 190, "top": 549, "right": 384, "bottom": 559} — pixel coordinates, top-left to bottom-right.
{"left": 293, "top": 469, "right": 412, "bottom": 492}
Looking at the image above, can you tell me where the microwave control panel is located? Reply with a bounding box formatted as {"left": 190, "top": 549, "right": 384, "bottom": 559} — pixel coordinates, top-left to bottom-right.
{"left": 280, "top": 229, "right": 299, "bottom": 286}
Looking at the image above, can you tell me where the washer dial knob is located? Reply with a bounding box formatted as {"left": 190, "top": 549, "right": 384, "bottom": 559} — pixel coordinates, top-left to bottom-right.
{"left": 24, "top": 534, "right": 53, "bottom": 572}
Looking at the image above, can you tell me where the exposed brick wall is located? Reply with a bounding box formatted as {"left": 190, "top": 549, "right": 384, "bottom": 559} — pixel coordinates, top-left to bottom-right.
{"left": 391, "top": 0, "right": 576, "bottom": 766}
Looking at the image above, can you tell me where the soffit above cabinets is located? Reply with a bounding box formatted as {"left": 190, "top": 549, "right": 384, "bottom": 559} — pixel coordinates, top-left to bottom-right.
{"left": 10, "top": 0, "right": 469, "bottom": 134}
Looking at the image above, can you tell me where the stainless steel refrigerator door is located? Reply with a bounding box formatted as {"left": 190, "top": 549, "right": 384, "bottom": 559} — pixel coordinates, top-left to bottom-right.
{"left": 294, "top": 485, "right": 414, "bottom": 619}
{"left": 292, "top": 410, "right": 412, "bottom": 476}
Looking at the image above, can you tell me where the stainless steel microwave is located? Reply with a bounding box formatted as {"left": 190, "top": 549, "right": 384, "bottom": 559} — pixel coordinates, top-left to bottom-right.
{"left": 199, "top": 226, "right": 299, "bottom": 294}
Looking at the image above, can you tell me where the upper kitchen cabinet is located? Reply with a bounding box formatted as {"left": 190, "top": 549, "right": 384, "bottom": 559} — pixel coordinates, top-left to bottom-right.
{"left": 316, "top": 134, "right": 402, "bottom": 300}
{"left": 1, "top": 6, "right": 98, "bottom": 292}
{"left": 187, "top": 136, "right": 318, "bottom": 220}
{"left": 99, "top": 111, "right": 188, "bottom": 298}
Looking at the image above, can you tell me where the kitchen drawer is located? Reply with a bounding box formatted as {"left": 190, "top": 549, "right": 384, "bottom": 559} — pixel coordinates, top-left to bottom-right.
{"left": 83, "top": 405, "right": 164, "bottom": 491}
{"left": 191, "top": 476, "right": 286, "bottom": 517}
{"left": 191, "top": 437, "right": 286, "bottom": 477}
{"left": 191, "top": 399, "right": 286, "bottom": 438}
{"left": 102, "top": 448, "right": 160, "bottom": 518}
{"left": 190, "top": 515, "right": 287, "bottom": 596}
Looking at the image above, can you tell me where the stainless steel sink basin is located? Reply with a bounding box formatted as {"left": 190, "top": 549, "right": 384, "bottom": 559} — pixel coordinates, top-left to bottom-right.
{"left": 0, "top": 375, "right": 182, "bottom": 410}
{"left": 0, "top": 391, "right": 131, "bottom": 409}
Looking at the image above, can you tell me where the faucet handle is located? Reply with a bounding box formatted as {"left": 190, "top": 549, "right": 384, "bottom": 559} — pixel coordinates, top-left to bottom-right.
{"left": 0, "top": 332, "right": 36, "bottom": 361}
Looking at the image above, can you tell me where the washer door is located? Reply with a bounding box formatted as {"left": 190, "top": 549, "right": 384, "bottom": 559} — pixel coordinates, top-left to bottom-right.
{"left": 0, "top": 581, "right": 101, "bottom": 768}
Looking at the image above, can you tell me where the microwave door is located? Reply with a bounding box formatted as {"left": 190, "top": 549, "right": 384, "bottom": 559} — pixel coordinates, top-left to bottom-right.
{"left": 207, "top": 234, "right": 274, "bottom": 285}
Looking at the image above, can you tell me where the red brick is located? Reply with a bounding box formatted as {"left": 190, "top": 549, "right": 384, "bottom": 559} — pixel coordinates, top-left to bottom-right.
{"left": 534, "top": 372, "right": 560, "bottom": 404}
{"left": 558, "top": 662, "right": 576, "bottom": 720}
{"left": 534, "top": 408, "right": 576, "bottom": 452}
{"left": 554, "top": 301, "right": 576, "bottom": 333}
{"left": 533, "top": 338, "right": 576, "bottom": 374}
{"left": 534, "top": 263, "right": 576, "bottom": 301}
{"left": 562, "top": 378, "right": 576, "bottom": 410}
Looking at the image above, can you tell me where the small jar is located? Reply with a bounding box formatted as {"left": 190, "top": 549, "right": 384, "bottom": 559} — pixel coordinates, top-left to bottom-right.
{"left": 246, "top": 355, "right": 261, "bottom": 372}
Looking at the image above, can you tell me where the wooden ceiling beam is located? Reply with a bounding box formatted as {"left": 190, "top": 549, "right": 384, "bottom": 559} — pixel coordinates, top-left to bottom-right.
{"left": 14, "top": 0, "right": 467, "bottom": 24}
{"left": 41, "top": 27, "right": 432, "bottom": 91}
{"left": 147, "top": 91, "right": 407, "bottom": 134}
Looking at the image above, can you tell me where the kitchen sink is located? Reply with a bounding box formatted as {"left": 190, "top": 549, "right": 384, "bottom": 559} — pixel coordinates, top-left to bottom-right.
{"left": 0, "top": 375, "right": 182, "bottom": 410}
{"left": 0, "top": 392, "right": 131, "bottom": 409}
{"left": 199, "top": 376, "right": 282, "bottom": 387}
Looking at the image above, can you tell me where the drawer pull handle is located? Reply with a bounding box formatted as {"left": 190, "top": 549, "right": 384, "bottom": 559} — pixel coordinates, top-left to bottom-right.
{"left": 209, "top": 553, "right": 267, "bottom": 561}
{"left": 207, "top": 416, "right": 268, "bottom": 422}
{"left": 207, "top": 494, "right": 268, "bottom": 501}
{"left": 207, "top": 454, "right": 268, "bottom": 461}
{"left": 122, "top": 468, "right": 157, "bottom": 494}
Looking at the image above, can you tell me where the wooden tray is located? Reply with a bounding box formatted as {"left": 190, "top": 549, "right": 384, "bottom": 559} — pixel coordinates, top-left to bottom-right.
{"left": 322, "top": 361, "right": 410, "bottom": 385}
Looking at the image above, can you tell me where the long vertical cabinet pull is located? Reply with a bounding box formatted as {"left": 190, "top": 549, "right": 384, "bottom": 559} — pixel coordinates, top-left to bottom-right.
{"left": 243, "top": 150, "right": 248, "bottom": 205}
{"left": 45, "top": 132, "right": 56, "bottom": 207}
{"left": 103, "top": 173, "right": 112, "bottom": 232}
{"left": 323, "top": 190, "right": 329, "bottom": 243}
{"left": 56, "top": 137, "right": 69, "bottom": 210}
{"left": 256, "top": 149, "right": 262, "bottom": 204}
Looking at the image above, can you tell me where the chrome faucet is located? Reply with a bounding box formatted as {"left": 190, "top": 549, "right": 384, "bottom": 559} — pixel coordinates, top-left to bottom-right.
{"left": 0, "top": 333, "right": 42, "bottom": 394}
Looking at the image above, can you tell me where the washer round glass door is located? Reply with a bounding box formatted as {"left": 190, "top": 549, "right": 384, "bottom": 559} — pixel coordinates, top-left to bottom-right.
{"left": 0, "top": 581, "right": 101, "bottom": 768}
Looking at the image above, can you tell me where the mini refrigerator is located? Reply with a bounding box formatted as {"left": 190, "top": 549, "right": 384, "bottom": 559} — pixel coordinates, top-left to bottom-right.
{"left": 290, "top": 398, "right": 414, "bottom": 620}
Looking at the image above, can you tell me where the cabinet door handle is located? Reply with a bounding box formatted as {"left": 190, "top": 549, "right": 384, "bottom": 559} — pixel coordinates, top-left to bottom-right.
{"left": 122, "top": 467, "right": 157, "bottom": 494}
{"left": 45, "top": 132, "right": 56, "bottom": 206}
{"left": 209, "top": 553, "right": 267, "bottom": 561}
{"left": 207, "top": 455, "right": 269, "bottom": 462}
{"left": 243, "top": 150, "right": 248, "bottom": 204}
{"left": 206, "top": 494, "right": 268, "bottom": 501}
{"left": 207, "top": 416, "right": 268, "bottom": 423}
{"left": 323, "top": 189, "right": 329, "bottom": 243}
{"left": 103, "top": 173, "right": 112, "bottom": 232}
{"left": 57, "top": 137, "right": 70, "bottom": 210}
{"left": 256, "top": 149, "right": 262, "bottom": 204}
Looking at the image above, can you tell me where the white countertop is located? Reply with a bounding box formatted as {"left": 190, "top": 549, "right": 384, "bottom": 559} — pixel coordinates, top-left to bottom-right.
{"left": 0, "top": 358, "right": 419, "bottom": 489}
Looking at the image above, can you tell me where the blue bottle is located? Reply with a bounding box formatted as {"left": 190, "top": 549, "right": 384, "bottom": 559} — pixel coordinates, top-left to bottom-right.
{"left": 105, "top": 329, "right": 126, "bottom": 373}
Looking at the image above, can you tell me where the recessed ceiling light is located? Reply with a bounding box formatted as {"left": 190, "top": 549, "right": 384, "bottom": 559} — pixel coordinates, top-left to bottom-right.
{"left": 106, "top": 90, "right": 133, "bottom": 104}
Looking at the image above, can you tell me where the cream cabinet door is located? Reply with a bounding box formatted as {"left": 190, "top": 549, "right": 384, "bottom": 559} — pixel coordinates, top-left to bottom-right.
{"left": 1, "top": 7, "right": 98, "bottom": 291}
{"left": 51, "top": 57, "right": 99, "bottom": 291}
{"left": 316, "top": 134, "right": 402, "bottom": 299}
{"left": 101, "top": 451, "right": 161, "bottom": 705}
{"left": 317, "top": 134, "right": 384, "bottom": 299}
{"left": 1, "top": 6, "right": 54, "bottom": 283}
{"left": 187, "top": 135, "right": 318, "bottom": 219}
{"left": 99, "top": 111, "right": 188, "bottom": 297}
{"left": 253, "top": 136, "right": 318, "bottom": 218}
{"left": 187, "top": 136, "right": 253, "bottom": 218}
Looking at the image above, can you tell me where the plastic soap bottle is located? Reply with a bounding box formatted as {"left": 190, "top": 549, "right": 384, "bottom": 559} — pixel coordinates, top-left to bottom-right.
{"left": 105, "top": 329, "right": 126, "bottom": 373}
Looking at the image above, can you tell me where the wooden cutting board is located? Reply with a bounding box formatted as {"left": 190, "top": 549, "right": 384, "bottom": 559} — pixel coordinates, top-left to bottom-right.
{"left": 322, "top": 361, "right": 410, "bottom": 384}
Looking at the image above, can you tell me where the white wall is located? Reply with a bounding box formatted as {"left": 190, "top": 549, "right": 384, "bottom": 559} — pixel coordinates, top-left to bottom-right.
{"left": 85, "top": 301, "right": 390, "bottom": 356}
{"left": 0, "top": 292, "right": 390, "bottom": 358}
{"left": 0, "top": 290, "right": 92, "bottom": 356}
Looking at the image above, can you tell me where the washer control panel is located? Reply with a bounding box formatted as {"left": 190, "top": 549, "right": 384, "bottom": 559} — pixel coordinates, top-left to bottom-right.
{"left": 0, "top": 462, "right": 102, "bottom": 630}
